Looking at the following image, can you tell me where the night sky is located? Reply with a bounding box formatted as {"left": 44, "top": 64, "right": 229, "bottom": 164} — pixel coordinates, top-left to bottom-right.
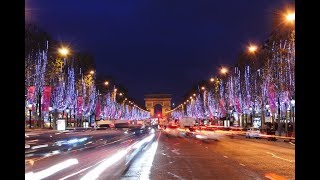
{"left": 26, "top": 0, "right": 294, "bottom": 108}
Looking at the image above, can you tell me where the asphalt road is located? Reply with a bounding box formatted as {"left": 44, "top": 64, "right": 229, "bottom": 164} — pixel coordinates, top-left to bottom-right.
{"left": 25, "top": 128, "right": 294, "bottom": 180}
{"left": 146, "top": 129, "right": 294, "bottom": 180}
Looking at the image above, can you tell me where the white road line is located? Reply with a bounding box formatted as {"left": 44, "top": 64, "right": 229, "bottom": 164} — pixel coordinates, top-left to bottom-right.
{"left": 59, "top": 166, "right": 93, "bottom": 180}
{"left": 289, "top": 142, "right": 295, "bottom": 146}
{"left": 31, "top": 144, "right": 48, "bottom": 149}
{"left": 171, "top": 149, "right": 180, "bottom": 155}
{"left": 167, "top": 172, "right": 184, "bottom": 180}
{"left": 265, "top": 175, "right": 276, "bottom": 180}
{"left": 239, "top": 163, "right": 245, "bottom": 166}
{"left": 266, "top": 152, "right": 294, "bottom": 163}
{"left": 223, "top": 156, "right": 228, "bottom": 158}
{"left": 27, "top": 139, "right": 39, "bottom": 143}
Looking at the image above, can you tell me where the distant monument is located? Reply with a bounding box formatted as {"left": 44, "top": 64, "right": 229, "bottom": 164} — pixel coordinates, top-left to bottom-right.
{"left": 144, "top": 94, "right": 172, "bottom": 117}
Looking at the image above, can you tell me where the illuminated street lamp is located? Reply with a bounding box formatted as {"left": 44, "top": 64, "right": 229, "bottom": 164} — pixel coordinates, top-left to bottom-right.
{"left": 89, "top": 70, "right": 95, "bottom": 75}
{"left": 220, "top": 67, "right": 228, "bottom": 75}
{"left": 210, "top": 78, "right": 214, "bottom": 82}
{"left": 248, "top": 44, "right": 258, "bottom": 54}
{"left": 201, "top": 86, "right": 205, "bottom": 90}
{"left": 285, "top": 12, "right": 295, "bottom": 23}
{"left": 28, "top": 104, "right": 32, "bottom": 128}
{"left": 58, "top": 47, "right": 70, "bottom": 57}
{"left": 104, "top": 81, "right": 109, "bottom": 86}
{"left": 66, "top": 108, "right": 70, "bottom": 127}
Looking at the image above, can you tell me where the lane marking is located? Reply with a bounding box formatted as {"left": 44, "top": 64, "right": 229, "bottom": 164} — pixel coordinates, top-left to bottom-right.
{"left": 59, "top": 166, "right": 93, "bottom": 180}
{"left": 31, "top": 144, "right": 48, "bottom": 149}
{"left": 27, "top": 139, "right": 39, "bottom": 143}
{"left": 167, "top": 172, "right": 184, "bottom": 180}
{"left": 239, "top": 163, "right": 245, "bottom": 166}
{"left": 289, "top": 142, "right": 295, "bottom": 146}
{"left": 223, "top": 156, "right": 228, "bottom": 158}
{"left": 266, "top": 152, "right": 294, "bottom": 163}
{"left": 265, "top": 173, "right": 288, "bottom": 180}
{"left": 171, "top": 149, "right": 180, "bottom": 155}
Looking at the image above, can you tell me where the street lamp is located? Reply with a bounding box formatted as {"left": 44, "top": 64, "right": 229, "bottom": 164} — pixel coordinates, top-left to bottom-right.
{"left": 28, "top": 104, "right": 32, "bottom": 129}
{"left": 49, "top": 107, "right": 53, "bottom": 129}
{"left": 66, "top": 108, "right": 70, "bottom": 127}
{"left": 291, "top": 99, "right": 295, "bottom": 137}
{"left": 58, "top": 47, "right": 70, "bottom": 57}
{"left": 248, "top": 44, "right": 258, "bottom": 54}
{"left": 220, "top": 67, "right": 228, "bottom": 75}
{"left": 210, "top": 78, "right": 214, "bottom": 82}
{"left": 58, "top": 46, "right": 70, "bottom": 71}
{"left": 285, "top": 11, "right": 295, "bottom": 24}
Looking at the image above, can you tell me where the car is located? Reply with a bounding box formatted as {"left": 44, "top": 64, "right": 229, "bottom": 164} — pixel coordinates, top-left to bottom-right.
{"left": 245, "top": 127, "right": 261, "bottom": 139}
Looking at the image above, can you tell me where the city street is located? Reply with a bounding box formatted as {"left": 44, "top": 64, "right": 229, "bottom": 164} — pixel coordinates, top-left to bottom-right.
{"left": 149, "top": 129, "right": 294, "bottom": 180}
{"left": 25, "top": 128, "right": 294, "bottom": 180}
{"left": 25, "top": 1, "right": 295, "bottom": 179}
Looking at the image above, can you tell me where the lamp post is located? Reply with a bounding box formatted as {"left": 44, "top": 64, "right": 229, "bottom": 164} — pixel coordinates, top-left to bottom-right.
{"left": 49, "top": 107, "right": 53, "bottom": 129}
{"left": 291, "top": 99, "right": 295, "bottom": 137}
{"left": 66, "top": 108, "right": 70, "bottom": 127}
{"left": 220, "top": 67, "right": 229, "bottom": 127}
{"left": 28, "top": 104, "right": 32, "bottom": 129}
{"left": 228, "top": 109, "right": 232, "bottom": 127}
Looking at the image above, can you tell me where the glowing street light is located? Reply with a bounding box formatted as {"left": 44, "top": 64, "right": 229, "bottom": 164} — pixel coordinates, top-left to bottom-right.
{"left": 220, "top": 67, "right": 228, "bottom": 75}
{"left": 201, "top": 86, "right": 205, "bottom": 90}
{"left": 193, "top": 93, "right": 196, "bottom": 97}
{"left": 58, "top": 47, "right": 70, "bottom": 57}
{"left": 89, "top": 70, "right": 95, "bottom": 75}
{"left": 104, "top": 81, "right": 109, "bottom": 86}
{"left": 285, "top": 12, "right": 295, "bottom": 23}
{"left": 248, "top": 44, "right": 258, "bottom": 54}
{"left": 210, "top": 78, "right": 214, "bottom": 82}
